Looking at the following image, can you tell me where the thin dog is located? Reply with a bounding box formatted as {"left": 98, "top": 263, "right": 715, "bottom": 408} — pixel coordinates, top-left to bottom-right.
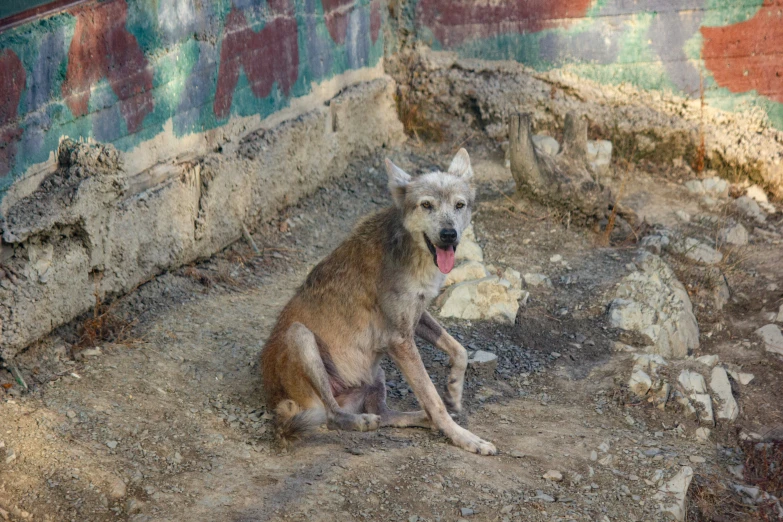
{"left": 260, "top": 149, "right": 496, "bottom": 455}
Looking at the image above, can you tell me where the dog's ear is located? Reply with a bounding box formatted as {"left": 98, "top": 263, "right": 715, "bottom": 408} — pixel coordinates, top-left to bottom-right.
{"left": 385, "top": 159, "right": 411, "bottom": 207}
{"left": 448, "top": 148, "right": 473, "bottom": 180}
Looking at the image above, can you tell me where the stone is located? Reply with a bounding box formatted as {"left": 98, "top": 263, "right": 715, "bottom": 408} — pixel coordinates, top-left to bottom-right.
{"left": 542, "top": 470, "right": 563, "bottom": 482}
{"left": 718, "top": 224, "right": 748, "bottom": 246}
{"left": 684, "top": 180, "right": 705, "bottom": 195}
{"left": 710, "top": 367, "right": 739, "bottom": 421}
{"left": 523, "top": 273, "right": 552, "bottom": 288}
{"left": 587, "top": 140, "right": 612, "bottom": 172}
{"left": 460, "top": 507, "right": 474, "bottom": 517}
{"left": 108, "top": 475, "right": 127, "bottom": 499}
{"left": 738, "top": 373, "right": 754, "bottom": 385}
{"left": 608, "top": 252, "right": 698, "bottom": 358}
{"left": 440, "top": 277, "right": 523, "bottom": 323}
{"left": 673, "top": 237, "right": 723, "bottom": 265}
{"left": 756, "top": 324, "right": 783, "bottom": 355}
{"left": 532, "top": 135, "right": 560, "bottom": 156}
{"left": 701, "top": 177, "right": 729, "bottom": 198}
{"left": 502, "top": 267, "right": 522, "bottom": 290}
{"left": 678, "top": 370, "right": 714, "bottom": 424}
{"left": 106, "top": 440, "right": 118, "bottom": 450}
{"left": 655, "top": 466, "right": 693, "bottom": 522}
{"left": 533, "top": 491, "right": 555, "bottom": 503}
{"left": 629, "top": 369, "right": 652, "bottom": 397}
{"left": 641, "top": 234, "right": 670, "bottom": 255}
{"left": 4, "top": 448, "right": 16, "bottom": 464}
{"left": 443, "top": 261, "right": 489, "bottom": 287}
{"left": 734, "top": 196, "right": 766, "bottom": 223}
{"left": 455, "top": 240, "right": 484, "bottom": 263}
{"left": 689, "top": 455, "right": 706, "bottom": 464}
{"left": 633, "top": 353, "right": 667, "bottom": 374}
{"left": 746, "top": 185, "right": 775, "bottom": 213}
{"left": 700, "top": 268, "right": 730, "bottom": 310}
{"left": 695, "top": 355, "right": 719, "bottom": 368}
{"left": 695, "top": 427, "right": 711, "bottom": 442}
{"left": 549, "top": 254, "right": 562, "bottom": 263}
{"left": 675, "top": 210, "right": 690, "bottom": 222}
{"left": 777, "top": 304, "right": 783, "bottom": 323}
{"left": 66, "top": 410, "right": 77, "bottom": 419}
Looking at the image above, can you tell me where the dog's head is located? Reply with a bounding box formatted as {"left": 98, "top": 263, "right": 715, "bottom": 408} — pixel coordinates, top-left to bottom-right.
{"left": 385, "top": 149, "right": 476, "bottom": 275}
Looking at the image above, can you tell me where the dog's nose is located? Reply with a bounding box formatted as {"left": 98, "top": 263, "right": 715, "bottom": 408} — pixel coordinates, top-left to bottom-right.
{"left": 439, "top": 228, "right": 458, "bottom": 244}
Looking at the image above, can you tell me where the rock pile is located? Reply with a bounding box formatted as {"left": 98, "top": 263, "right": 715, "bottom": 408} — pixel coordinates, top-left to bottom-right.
{"left": 438, "top": 226, "right": 532, "bottom": 324}
{"left": 607, "top": 251, "right": 699, "bottom": 358}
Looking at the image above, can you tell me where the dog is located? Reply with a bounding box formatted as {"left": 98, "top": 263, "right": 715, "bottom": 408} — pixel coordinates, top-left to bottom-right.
{"left": 260, "top": 149, "right": 497, "bottom": 455}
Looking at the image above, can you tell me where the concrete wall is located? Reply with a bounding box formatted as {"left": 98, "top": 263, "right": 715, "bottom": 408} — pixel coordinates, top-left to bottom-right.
{"left": 0, "top": 0, "right": 404, "bottom": 358}
{"left": 0, "top": 0, "right": 386, "bottom": 201}
{"left": 412, "top": 0, "right": 783, "bottom": 131}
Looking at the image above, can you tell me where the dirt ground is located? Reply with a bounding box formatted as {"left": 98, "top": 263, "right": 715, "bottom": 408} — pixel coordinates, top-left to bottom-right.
{"left": 1, "top": 135, "right": 782, "bottom": 522}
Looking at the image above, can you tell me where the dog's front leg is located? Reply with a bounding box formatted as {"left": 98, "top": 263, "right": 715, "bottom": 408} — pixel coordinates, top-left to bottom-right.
{"left": 389, "top": 337, "right": 496, "bottom": 456}
{"left": 416, "top": 311, "right": 467, "bottom": 414}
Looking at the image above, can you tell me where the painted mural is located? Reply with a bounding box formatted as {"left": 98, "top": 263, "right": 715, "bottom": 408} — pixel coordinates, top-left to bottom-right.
{"left": 0, "top": 0, "right": 384, "bottom": 199}
{"left": 415, "top": 0, "right": 783, "bottom": 130}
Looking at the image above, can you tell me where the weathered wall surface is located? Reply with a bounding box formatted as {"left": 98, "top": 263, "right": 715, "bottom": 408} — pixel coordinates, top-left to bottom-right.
{"left": 0, "top": 0, "right": 404, "bottom": 358}
{"left": 411, "top": 0, "right": 783, "bottom": 131}
{"left": 0, "top": 0, "right": 385, "bottom": 200}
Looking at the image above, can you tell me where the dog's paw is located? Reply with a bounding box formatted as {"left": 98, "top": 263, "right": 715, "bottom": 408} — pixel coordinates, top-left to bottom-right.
{"left": 357, "top": 413, "right": 381, "bottom": 432}
{"left": 451, "top": 427, "right": 497, "bottom": 456}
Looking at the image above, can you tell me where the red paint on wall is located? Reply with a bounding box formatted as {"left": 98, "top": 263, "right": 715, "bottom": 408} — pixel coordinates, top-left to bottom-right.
{"left": 701, "top": 0, "right": 783, "bottom": 103}
{"left": 370, "top": 0, "right": 381, "bottom": 44}
{"left": 416, "top": 0, "right": 593, "bottom": 48}
{"left": 0, "top": 49, "right": 26, "bottom": 177}
{"left": 213, "top": 4, "right": 299, "bottom": 119}
{"left": 61, "top": 0, "right": 153, "bottom": 133}
{"left": 323, "top": 0, "right": 353, "bottom": 44}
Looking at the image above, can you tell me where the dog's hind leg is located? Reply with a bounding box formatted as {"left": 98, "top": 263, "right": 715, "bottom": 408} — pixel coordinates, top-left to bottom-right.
{"left": 285, "top": 322, "right": 380, "bottom": 432}
{"left": 364, "top": 367, "right": 431, "bottom": 429}
{"left": 416, "top": 311, "right": 467, "bottom": 414}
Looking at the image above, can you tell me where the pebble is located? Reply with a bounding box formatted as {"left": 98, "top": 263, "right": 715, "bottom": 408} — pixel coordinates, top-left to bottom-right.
{"left": 533, "top": 491, "right": 555, "bottom": 502}
{"left": 66, "top": 410, "right": 77, "bottom": 419}
{"left": 689, "top": 455, "right": 706, "bottom": 464}
{"left": 460, "top": 507, "right": 474, "bottom": 516}
{"left": 106, "top": 440, "right": 118, "bottom": 450}
{"left": 542, "top": 470, "right": 563, "bottom": 482}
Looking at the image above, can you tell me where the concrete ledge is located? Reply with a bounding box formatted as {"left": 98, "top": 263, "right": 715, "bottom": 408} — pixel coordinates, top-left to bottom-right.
{"left": 0, "top": 77, "right": 404, "bottom": 360}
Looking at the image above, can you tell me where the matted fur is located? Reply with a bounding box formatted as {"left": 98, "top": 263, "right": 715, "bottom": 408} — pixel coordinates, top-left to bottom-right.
{"left": 260, "top": 149, "right": 497, "bottom": 455}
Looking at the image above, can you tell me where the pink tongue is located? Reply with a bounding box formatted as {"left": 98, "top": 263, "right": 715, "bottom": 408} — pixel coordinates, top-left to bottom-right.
{"left": 435, "top": 246, "right": 455, "bottom": 274}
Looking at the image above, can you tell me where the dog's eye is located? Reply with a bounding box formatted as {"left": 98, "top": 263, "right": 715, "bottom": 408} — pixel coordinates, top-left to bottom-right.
{"left": 421, "top": 201, "right": 432, "bottom": 210}
{"left": 455, "top": 201, "right": 465, "bottom": 210}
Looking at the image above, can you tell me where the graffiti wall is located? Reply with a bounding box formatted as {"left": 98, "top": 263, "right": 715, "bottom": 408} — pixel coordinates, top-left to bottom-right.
{"left": 415, "top": 0, "right": 783, "bottom": 130}
{"left": 0, "top": 0, "right": 384, "bottom": 199}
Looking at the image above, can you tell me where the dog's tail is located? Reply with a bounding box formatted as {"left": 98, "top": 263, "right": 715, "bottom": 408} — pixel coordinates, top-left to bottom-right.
{"left": 274, "top": 399, "right": 326, "bottom": 441}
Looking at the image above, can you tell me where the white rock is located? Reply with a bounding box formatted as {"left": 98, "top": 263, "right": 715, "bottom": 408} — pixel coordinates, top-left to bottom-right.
{"left": 439, "top": 277, "right": 522, "bottom": 323}
{"left": 502, "top": 267, "right": 522, "bottom": 290}
{"left": 684, "top": 180, "right": 705, "bottom": 195}
{"left": 710, "top": 367, "right": 739, "bottom": 421}
{"left": 738, "top": 373, "right": 754, "bottom": 385}
{"left": 656, "top": 466, "right": 693, "bottom": 521}
{"left": 777, "top": 304, "right": 783, "bottom": 323}
{"left": 755, "top": 324, "right": 783, "bottom": 355}
{"left": 718, "top": 224, "right": 748, "bottom": 246}
{"left": 695, "top": 355, "right": 719, "bottom": 368}
{"left": 695, "top": 427, "right": 711, "bottom": 442}
{"left": 675, "top": 210, "right": 690, "bottom": 222}
{"left": 629, "top": 369, "right": 653, "bottom": 397}
{"left": 633, "top": 353, "right": 668, "bottom": 374}
{"left": 443, "top": 261, "right": 489, "bottom": 287}
{"left": 701, "top": 177, "right": 729, "bottom": 198}
{"left": 673, "top": 237, "right": 723, "bottom": 265}
{"left": 746, "top": 185, "right": 775, "bottom": 212}
{"left": 455, "top": 240, "right": 484, "bottom": 263}
{"left": 542, "top": 470, "right": 563, "bottom": 482}
{"left": 549, "top": 254, "right": 562, "bottom": 263}
{"left": 734, "top": 196, "right": 766, "bottom": 223}
{"left": 523, "top": 273, "right": 553, "bottom": 288}
{"left": 608, "top": 252, "right": 698, "bottom": 358}
{"left": 532, "top": 135, "right": 560, "bottom": 156}
{"left": 678, "top": 370, "right": 707, "bottom": 394}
